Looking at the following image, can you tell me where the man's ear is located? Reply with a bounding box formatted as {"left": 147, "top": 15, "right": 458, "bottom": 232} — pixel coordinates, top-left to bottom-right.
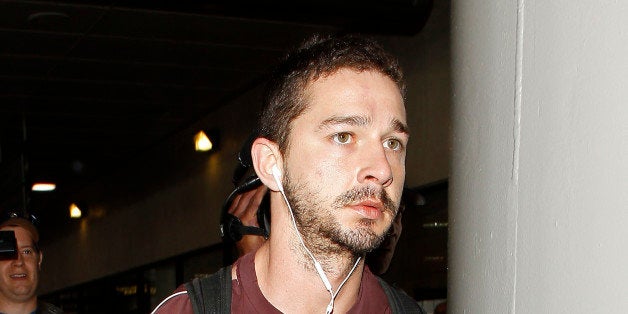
{"left": 251, "top": 137, "right": 283, "bottom": 192}
{"left": 38, "top": 251, "right": 43, "bottom": 270}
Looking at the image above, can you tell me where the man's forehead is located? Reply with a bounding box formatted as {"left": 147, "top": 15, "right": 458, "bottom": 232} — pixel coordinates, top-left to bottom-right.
{"left": 1, "top": 225, "right": 36, "bottom": 243}
{"left": 304, "top": 72, "right": 404, "bottom": 111}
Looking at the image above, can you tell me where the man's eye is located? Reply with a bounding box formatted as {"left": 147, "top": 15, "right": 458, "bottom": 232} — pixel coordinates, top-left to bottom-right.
{"left": 332, "top": 132, "right": 353, "bottom": 144}
{"left": 384, "top": 138, "right": 402, "bottom": 151}
{"left": 22, "top": 249, "right": 32, "bottom": 255}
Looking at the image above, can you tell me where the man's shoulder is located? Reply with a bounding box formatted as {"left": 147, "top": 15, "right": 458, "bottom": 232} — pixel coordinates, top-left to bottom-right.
{"left": 151, "top": 286, "right": 193, "bottom": 313}
{"left": 375, "top": 277, "right": 426, "bottom": 314}
{"left": 152, "top": 266, "right": 232, "bottom": 314}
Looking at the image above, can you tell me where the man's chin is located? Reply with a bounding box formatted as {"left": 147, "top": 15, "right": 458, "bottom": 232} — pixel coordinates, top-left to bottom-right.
{"left": 8, "top": 289, "right": 36, "bottom": 302}
{"left": 338, "top": 228, "right": 387, "bottom": 255}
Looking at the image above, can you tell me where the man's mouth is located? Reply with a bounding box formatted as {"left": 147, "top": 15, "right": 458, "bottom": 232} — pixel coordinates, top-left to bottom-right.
{"left": 10, "top": 273, "right": 27, "bottom": 279}
{"left": 334, "top": 185, "right": 397, "bottom": 219}
{"left": 349, "top": 200, "right": 384, "bottom": 219}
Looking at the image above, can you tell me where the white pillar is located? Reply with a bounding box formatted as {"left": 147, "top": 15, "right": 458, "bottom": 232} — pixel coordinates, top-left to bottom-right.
{"left": 449, "top": 0, "right": 628, "bottom": 313}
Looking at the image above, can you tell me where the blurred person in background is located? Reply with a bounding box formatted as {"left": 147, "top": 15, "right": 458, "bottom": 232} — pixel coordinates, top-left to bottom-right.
{"left": 0, "top": 212, "right": 63, "bottom": 314}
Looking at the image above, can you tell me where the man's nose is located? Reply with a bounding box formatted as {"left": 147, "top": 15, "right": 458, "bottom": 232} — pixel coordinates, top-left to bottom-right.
{"left": 356, "top": 143, "right": 393, "bottom": 187}
{"left": 12, "top": 253, "right": 24, "bottom": 266}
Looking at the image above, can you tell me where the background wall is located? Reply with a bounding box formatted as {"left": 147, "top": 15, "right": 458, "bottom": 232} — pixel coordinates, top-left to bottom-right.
{"left": 39, "top": 0, "right": 452, "bottom": 294}
{"left": 450, "top": 0, "right": 628, "bottom": 312}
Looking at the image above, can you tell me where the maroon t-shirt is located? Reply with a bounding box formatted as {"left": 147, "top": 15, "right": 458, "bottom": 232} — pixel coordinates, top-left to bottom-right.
{"left": 153, "top": 252, "right": 391, "bottom": 313}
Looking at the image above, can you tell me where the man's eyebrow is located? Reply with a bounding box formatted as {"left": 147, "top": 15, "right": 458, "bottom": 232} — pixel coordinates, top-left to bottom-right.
{"left": 318, "top": 115, "right": 371, "bottom": 129}
{"left": 392, "top": 118, "right": 410, "bottom": 135}
{"left": 318, "top": 115, "right": 409, "bottom": 135}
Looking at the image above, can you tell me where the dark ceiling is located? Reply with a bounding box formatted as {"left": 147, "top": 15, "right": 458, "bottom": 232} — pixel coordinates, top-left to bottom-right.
{"left": 0, "top": 0, "right": 432, "bottom": 242}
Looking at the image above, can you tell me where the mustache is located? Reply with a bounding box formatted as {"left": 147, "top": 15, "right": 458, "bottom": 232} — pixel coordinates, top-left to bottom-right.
{"left": 333, "top": 185, "right": 398, "bottom": 215}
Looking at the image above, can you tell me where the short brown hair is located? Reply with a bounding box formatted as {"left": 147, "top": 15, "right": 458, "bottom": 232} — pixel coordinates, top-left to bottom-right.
{"left": 258, "top": 34, "right": 405, "bottom": 152}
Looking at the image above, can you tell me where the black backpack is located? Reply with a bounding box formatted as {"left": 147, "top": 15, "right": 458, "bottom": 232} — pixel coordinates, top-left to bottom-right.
{"left": 37, "top": 301, "right": 64, "bottom": 314}
{"left": 185, "top": 266, "right": 425, "bottom": 314}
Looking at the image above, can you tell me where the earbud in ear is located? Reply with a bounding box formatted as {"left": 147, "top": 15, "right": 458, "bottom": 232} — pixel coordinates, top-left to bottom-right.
{"left": 271, "top": 165, "right": 283, "bottom": 192}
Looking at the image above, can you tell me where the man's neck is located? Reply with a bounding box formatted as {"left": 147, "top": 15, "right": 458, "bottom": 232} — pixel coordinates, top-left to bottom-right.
{"left": 254, "top": 215, "right": 365, "bottom": 314}
{"left": 0, "top": 297, "right": 37, "bottom": 314}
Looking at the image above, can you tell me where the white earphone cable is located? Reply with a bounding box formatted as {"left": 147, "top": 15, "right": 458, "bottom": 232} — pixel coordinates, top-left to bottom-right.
{"left": 276, "top": 173, "right": 361, "bottom": 314}
{"left": 150, "top": 291, "right": 188, "bottom": 314}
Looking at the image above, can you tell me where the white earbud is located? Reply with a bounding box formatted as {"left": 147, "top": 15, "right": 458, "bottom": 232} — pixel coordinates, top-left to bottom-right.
{"left": 271, "top": 164, "right": 283, "bottom": 192}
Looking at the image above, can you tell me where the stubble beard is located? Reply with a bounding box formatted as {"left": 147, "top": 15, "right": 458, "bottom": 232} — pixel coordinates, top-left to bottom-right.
{"left": 283, "top": 173, "right": 399, "bottom": 257}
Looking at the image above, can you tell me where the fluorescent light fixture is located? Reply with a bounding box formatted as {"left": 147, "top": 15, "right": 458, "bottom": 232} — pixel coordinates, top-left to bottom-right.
{"left": 194, "top": 131, "right": 213, "bottom": 152}
{"left": 69, "top": 203, "right": 82, "bottom": 219}
{"left": 32, "top": 183, "right": 56, "bottom": 192}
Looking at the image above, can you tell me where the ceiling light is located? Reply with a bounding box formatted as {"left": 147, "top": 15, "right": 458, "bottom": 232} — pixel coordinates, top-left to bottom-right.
{"left": 194, "top": 131, "right": 212, "bottom": 151}
{"left": 32, "top": 183, "right": 56, "bottom": 192}
{"left": 69, "top": 203, "right": 82, "bottom": 219}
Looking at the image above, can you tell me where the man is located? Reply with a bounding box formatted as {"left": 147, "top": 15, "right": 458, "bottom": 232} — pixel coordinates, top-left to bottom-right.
{"left": 0, "top": 213, "right": 63, "bottom": 314}
{"left": 153, "top": 34, "right": 423, "bottom": 313}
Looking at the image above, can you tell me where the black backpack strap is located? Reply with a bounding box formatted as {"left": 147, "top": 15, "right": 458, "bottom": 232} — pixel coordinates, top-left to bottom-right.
{"left": 36, "top": 301, "right": 64, "bottom": 314}
{"left": 377, "top": 277, "right": 426, "bottom": 314}
{"left": 185, "top": 265, "right": 232, "bottom": 314}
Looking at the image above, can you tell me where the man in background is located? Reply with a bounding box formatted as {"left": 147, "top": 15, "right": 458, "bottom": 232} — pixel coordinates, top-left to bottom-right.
{"left": 0, "top": 213, "right": 63, "bottom": 314}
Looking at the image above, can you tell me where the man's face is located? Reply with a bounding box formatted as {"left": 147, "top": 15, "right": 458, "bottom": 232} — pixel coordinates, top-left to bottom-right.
{"left": 283, "top": 68, "right": 408, "bottom": 255}
{"left": 0, "top": 226, "right": 41, "bottom": 303}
